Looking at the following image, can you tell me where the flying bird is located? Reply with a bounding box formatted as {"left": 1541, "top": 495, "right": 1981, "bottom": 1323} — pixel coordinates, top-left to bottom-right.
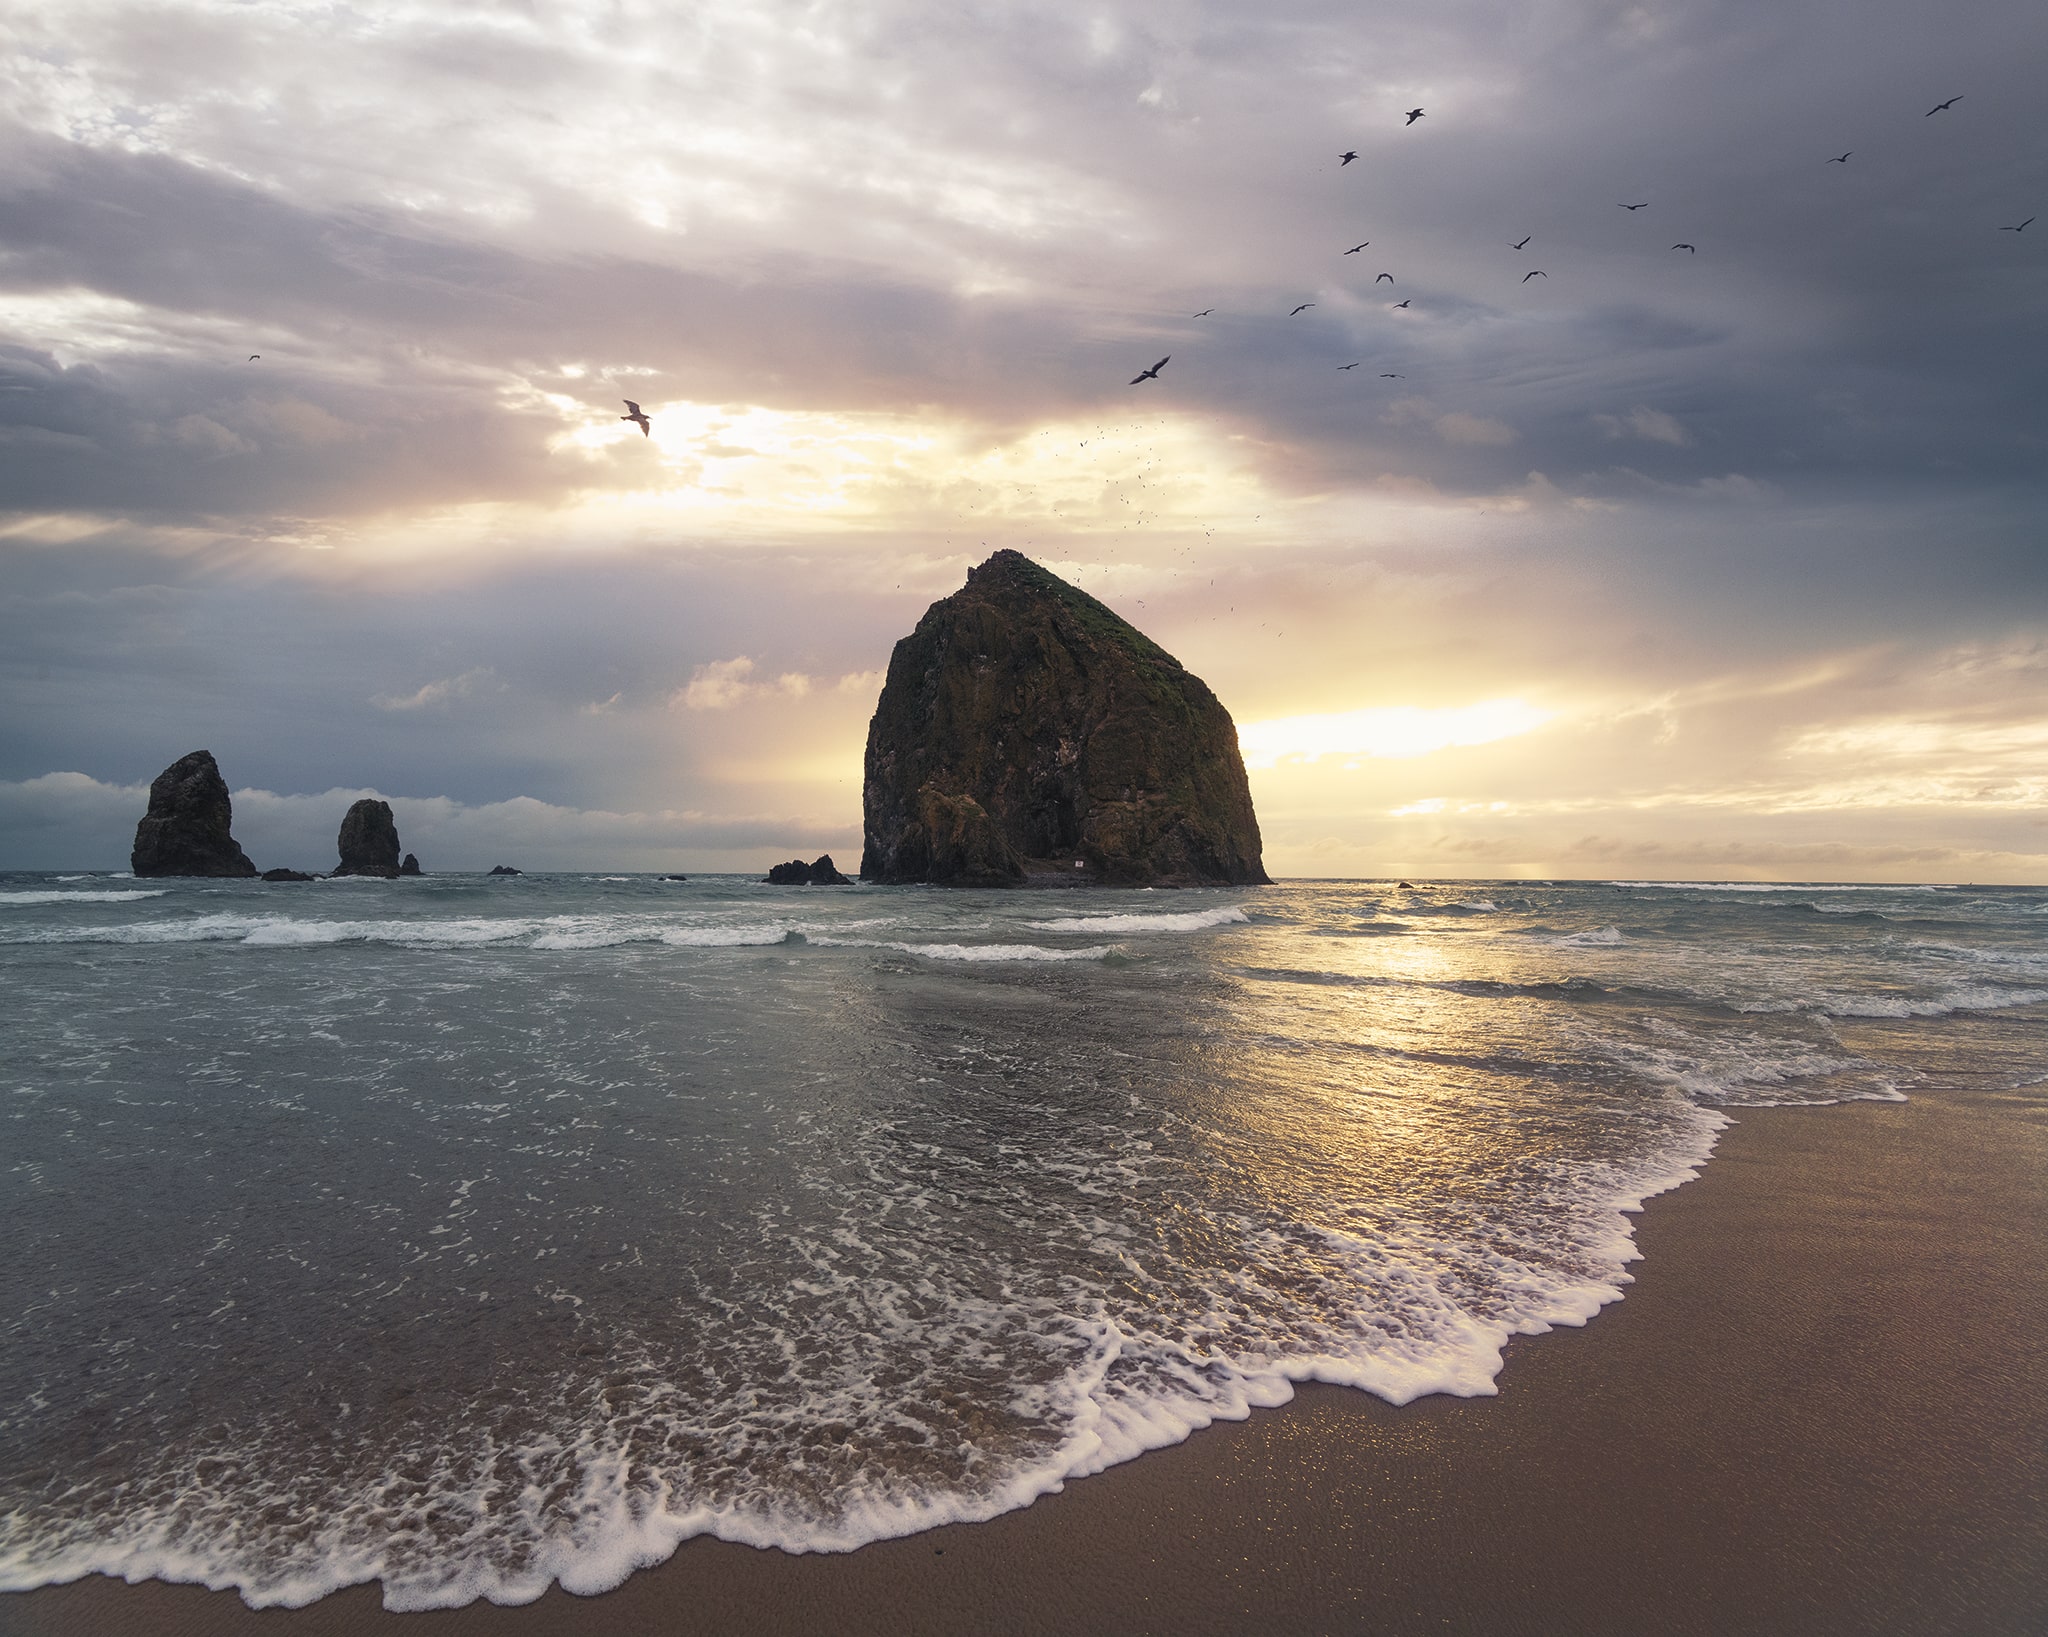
{"left": 1344, "top": 241, "right": 1370, "bottom": 254}
{"left": 1192, "top": 308, "right": 1215, "bottom": 317}
{"left": 1375, "top": 272, "right": 1394, "bottom": 283}
{"left": 1513, "top": 236, "right": 1532, "bottom": 249}
{"left": 1404, "top": 108, "right": 1424, "bottom": 124}
{"left": 1290, "top": 303, "right": 1315, "bottom": 315}
{"left": 1827, "top": 152, "right": 1852, "bottom": 163}
{"left": 1620, "top": 201, "right": 1649, "bottom": 210}
{"left": 1925, "top": 96, "right": 1961, "bottom": 116}
{"left": 1392, "top": 299, "right": 1410, "bottom": 308}
{"left": 1338, "top": 362, "right": 1365, "bottom": 370}
{"left": 247, "top": 355, "right": 260, "bottom": 361}
{"left": 621, "top": 400, "right": 651, "bottom": 436}
{"left": 1672, "top": 243, "right": 1696, "bottom": 252}
{"left": 1379, "top": 373, "right": 1403, "bottom": 378}
{"left": 1130, "top": 356, "right": 1170, "bottom": 384}
{"left": 2001, "top": 217, "right": 2035, "bottom": 232}
{"left": 1339, "top": 151, "right": 1358, "bottom": 165}
{"left": 1521, "top": 270, "right": 1546, "bottom": 281}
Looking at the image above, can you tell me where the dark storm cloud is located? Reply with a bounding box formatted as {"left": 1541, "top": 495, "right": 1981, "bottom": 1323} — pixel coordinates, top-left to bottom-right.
{"left": 2, "top": 0, "right": 2043, "bottom": 522}
{"left": 1, "top": 0, "right": 2044, "bottom": 877}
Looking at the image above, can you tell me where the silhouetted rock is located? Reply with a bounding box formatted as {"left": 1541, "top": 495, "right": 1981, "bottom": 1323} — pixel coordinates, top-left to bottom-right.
{"left": 487, "top": 865, "right": 522, "bottom": 876}
{"left": 861, "top": 551, "right": 1268, "bottom": 888}
{"left": 262, "top": 868, "right": 316, "bottom": 882}
{"left": 334, "top": 799, "right": 402, "bottom": 878}
{"left": 662, "top": 874, "right": 690, "bottom": 881}
{"left": 131, "top": 751, "right": 259, "bottom": 878}
{"left": 765, "top": 855, "right": 853, "bottom": 886}
{"left": 399, "top": 853, "right": 422, "bottom": 876}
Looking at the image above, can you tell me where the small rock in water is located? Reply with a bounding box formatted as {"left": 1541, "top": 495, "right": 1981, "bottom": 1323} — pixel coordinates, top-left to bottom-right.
{"left": 261, "top": 868, "right": 317, "bottom": 882}
{"left": 764, "top": 854, "right": 853, "bottom": 886}
{"left": 487, "top": 864, "right": 523, "bottom": 876}
{"left": 662, "top": 873, "right": 690, "bottom": 881}
{"left": 334, "top": 799, "right": 403, "bottom": 879}
{"left": 130, "top": 751, "right": 259, "bottom": 878}
{"left": 399, "top": 853, "right": 422, "bottom": 876}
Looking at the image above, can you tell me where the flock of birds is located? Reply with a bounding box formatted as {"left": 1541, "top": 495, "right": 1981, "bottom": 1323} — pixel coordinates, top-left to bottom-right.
{"left": 1124, "top": 92, "right": 2023, "bottom": 390}
{"left": 233, "top": 91, "right": 2023, "bottom": 444}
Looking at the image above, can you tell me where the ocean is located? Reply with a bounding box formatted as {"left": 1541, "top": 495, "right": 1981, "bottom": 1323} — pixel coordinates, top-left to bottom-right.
{"left": 1, "top": 872, "right": 2043, "bottom": 1610}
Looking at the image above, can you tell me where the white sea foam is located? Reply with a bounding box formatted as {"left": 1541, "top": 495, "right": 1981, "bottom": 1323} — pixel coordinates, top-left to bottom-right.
{"left": 1547, "top": 925, "right": 1625, "bottom": 946}
{"left": 0, "top": 1099, "right": 1725, "bottom": 1611}
{"left": 1026, "top": 906, "right": 1248, "bottom": 934}
{"left": 0, "top": 889, "right": 169, "bottom": 905}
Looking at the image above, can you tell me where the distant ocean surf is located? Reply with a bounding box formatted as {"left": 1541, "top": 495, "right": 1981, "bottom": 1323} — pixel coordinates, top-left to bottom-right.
{"left": 2, "top": 874, "right": 2043, "bottom": 1610}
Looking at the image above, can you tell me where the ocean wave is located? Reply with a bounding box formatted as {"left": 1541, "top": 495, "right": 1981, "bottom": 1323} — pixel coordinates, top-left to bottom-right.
{"left": 1546, "top": 925, "right": 1625, "bottom": 947}
{"left": 0, "top": 889, "right": 169, "bottom": 905}
{"left": 1026, "top": 906, "right": 1248, "bottom": 934}
{"left": 0, "top": 1103, "right": 1723, "bottom": 1610}
{"left": 811, "top": 937, "right": 1115, "bottom": 963}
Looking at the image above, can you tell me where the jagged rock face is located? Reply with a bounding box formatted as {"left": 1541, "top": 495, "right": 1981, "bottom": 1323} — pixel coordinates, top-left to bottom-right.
{"left": 399, "top": 853, "right": 422, "bottom": 876}
{"left": 131, "top": 751, "right": 258, "bottom": 878}
{"left": 861, "top": 551, "right": 1269, "bottom": 888}
{"left": 335, "top": 799, "right": 402, "bottom": 878}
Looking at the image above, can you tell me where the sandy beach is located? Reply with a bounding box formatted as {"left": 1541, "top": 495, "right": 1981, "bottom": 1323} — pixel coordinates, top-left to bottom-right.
{"left": 5, "top": 1077, "right": 2044, "bottom": 1637}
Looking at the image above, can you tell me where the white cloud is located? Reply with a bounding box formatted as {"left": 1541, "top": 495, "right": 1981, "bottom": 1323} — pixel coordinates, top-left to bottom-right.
{"left": 676, "top": 657, "right": 870, "bottom": 711}
{"left": 373, "top": 667, "right": 499, "bottom": 711}
{"left": 1594, "top": 406, "right": 1691, "bottom": 446}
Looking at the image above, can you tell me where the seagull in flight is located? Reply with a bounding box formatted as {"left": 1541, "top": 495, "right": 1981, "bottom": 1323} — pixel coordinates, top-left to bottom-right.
{"left": 1521, "top": 270, "right": 1546, "bottom": 281}
{"left": 1404, "top": 108, "right": 1424, "bottom": 124}
{"left": 1340, "top": 151, "right": 1358, "bottom": 165}
{"left": 621, "top": 400, "right": 651, "bottom": 436}
{"left": 1672, "top": 243, "right": 1696, "bottom": 252}
{"left": 1620, "top": 201, "right": 1649, "bottom": 210}
{"left": 247, "top": 355, "right": 260, "bottom": 361}
{"left": 1290, "top": 303, "right": 1315, "bottom": 316}
{"left": 1513, "top": 236, "right": 1532, "bottom": 249}
{"left": 1379, "top": 373, "right": 1403, "bottom": 378}
{"left": 1338, "top": 362, "right": 1365, "bottom": 370}
{"left": 1192, "top": 308, "right": 1215, "bottom": 317}
{"left": 2001, "top": 217, "right": 2035, "bottom": 232}
{"left": 1925, "top": 96, "right": 1962, "bottom": 116}
{"left": 1130, "top": 356, "right": 1170, "bottom": 384}
{"left": 1828, "top": 152, "right": 1852, "bottom": 163}
{"left": 1375, "top": 272, "right": 1394, "bottom": 283}
{"left": 1344, "top": 241, "right": 1370, "bottom": 254}
{"left": 1392, "top": 299, "right": 1410, "bottom": 308}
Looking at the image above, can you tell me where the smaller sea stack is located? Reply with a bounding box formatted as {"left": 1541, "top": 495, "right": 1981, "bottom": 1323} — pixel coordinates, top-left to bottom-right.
{"left": 765, "top": 855, "right": 853, "bottom": 886}
{"left": 334, "top": 799, "right": 403, "bottom": 878}
{"left": 131, "top": 751, "right": 258, "bottom": 878}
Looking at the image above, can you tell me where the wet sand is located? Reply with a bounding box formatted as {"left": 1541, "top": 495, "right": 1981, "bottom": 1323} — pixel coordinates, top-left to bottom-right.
{"left": 6, "top": 1082, "right": 2044, "bottom": 1637}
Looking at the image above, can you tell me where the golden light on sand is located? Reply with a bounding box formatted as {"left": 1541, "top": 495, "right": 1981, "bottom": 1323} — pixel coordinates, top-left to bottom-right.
{"left": 1237, "top": 699, "right": 1554, "bottom": 768}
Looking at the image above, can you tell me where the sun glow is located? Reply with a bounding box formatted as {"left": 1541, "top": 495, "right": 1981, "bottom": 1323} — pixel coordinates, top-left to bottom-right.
{"left": 1238, "top": 699, "right": 1554, "bottom": 767}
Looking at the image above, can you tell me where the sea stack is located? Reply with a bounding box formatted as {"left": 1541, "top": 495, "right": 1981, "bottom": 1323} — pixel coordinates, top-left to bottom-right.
{"left": 861, "top": 551, "right": 1269, "bottom": 887}
{"left": 334, "top": 799, "right": 403, "bottom": 878}
{"left": 131, "top": 751, "right": 259, "bottom": 878}
{"left": 765, "top": 855, "right": 853, "bottom": 886}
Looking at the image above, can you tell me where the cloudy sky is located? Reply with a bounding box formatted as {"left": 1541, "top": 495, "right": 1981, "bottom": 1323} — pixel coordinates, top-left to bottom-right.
{"left": 2, "top": 0, "right": 2043, "bottom": 879}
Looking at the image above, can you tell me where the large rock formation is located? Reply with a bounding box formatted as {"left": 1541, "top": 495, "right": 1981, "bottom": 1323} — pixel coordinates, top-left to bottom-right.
{"left": 861, "top": 551, "right": 1269, "bottom": 888}
{"left": 131, "top": 751, "right": 259, "bottom": 878}
{"left": 334, "top": 799, "right": 403, "bottom": 878}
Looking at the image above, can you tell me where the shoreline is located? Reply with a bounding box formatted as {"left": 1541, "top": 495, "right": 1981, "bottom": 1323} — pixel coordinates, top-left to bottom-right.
{"left": 5, "top": 1085, "right": 2044, "bottom": 1636}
